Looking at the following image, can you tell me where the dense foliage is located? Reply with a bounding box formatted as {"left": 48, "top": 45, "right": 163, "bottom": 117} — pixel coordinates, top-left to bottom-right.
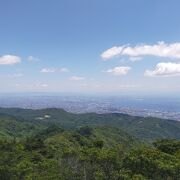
{"left": 0, "top": 108, "right": 180, "bottom": 179}
{"left": 0, "top": 126, "right": 180, "bottom": 180}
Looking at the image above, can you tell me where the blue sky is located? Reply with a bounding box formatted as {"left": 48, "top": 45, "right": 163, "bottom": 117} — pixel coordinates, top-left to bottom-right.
{"left": 1, "top": 0, "right": 180, "bottom": 95}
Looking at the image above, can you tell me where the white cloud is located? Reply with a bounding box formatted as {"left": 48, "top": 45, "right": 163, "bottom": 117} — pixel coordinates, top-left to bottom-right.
{"left": 0, "top": 55, "right": 21, "bottom": 65}
{"left": 40, "top": 68, "right": 56, "bottom": 73}
{"left": 101, "top": 42, "right": 180, "bottom": 60}
{"left": 101, "top": 46, "right": 125, "bottom": 60}
{"left": 104, "top": 66, "right": 131, "bottom": 76}
{"left": 59, "top": 68, "right": 69, "bottom": 72}
{"left": 144, "top": 62, "right": 180, "bottom": 77}
{"left": 41, "top": 67, "right": 69, "bottom": 73}
{"left": 27, "top": 56, "right": 40, "bottom": 62}
{"left": 69, "top": 76, "right": 85, "bottom": 81}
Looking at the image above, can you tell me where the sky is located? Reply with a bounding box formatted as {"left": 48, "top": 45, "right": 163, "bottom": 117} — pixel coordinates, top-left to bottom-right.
{"left": 1, "top": 0, "right": 180, "bottom": 95}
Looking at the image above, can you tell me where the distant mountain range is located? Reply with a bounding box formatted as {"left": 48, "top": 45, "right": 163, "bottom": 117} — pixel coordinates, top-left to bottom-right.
{"left": 0, "top": 107, "right": 180, "bottom": 143}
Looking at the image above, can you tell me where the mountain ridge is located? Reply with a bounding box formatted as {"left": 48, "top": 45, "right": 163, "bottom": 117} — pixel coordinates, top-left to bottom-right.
{"left": 0, "top": 107, "right": 180, "bottom": 142}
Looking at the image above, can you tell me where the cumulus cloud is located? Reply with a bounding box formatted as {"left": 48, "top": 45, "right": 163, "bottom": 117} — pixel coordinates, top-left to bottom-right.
{"left": 104, "top": 66, "right": 131, "bottom": 76}
{"left": 144, "top": 62, "right": 180, "bottom": 77}
{"left": 101, "top": 46, "right": 125, "bottom": 59}
{"left": 41, "top": 68, "right": 56, "bottom": 73}
{"left": 69, "top": 76, "right": 85, "bottom": 81}
{"left": 101, "top": 42, "right": 180, "bottom": 60}
{"left": 0, "top": 55, "right": 21, "bottom": 65}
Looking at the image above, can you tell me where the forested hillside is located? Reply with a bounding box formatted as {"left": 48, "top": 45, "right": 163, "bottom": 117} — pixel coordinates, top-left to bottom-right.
{"left": 0, "top": 108, "right": 180, "bottom": 179}
{"left": 0, "top": 126, "right": 180, "bottom": 179}
{"left": 0, "top": 108, "right": 180, "bottom": 142}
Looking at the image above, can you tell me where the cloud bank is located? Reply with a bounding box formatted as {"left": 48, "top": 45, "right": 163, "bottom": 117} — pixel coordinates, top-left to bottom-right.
{"left": 145, "top": 62, "right": 180, "bottom": 77}
{"left": 101, "top": 42, "right": 180, "bottom": 60}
